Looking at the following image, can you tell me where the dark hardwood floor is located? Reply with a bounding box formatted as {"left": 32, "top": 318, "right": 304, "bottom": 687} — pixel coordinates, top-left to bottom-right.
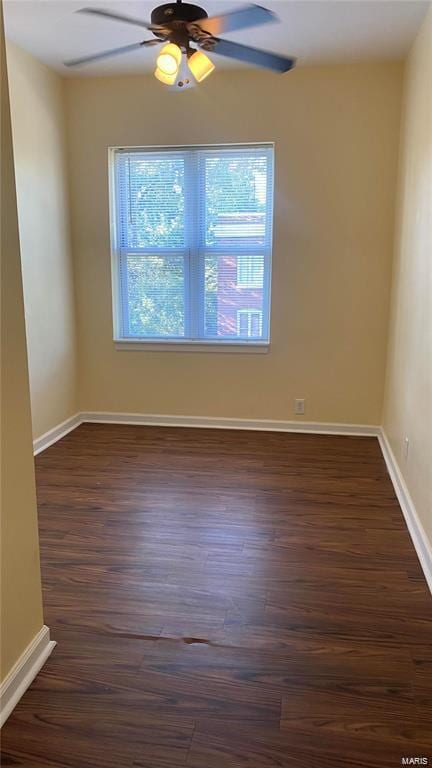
{"left": 1, "top": 424, "right": 431, "bottom": 767}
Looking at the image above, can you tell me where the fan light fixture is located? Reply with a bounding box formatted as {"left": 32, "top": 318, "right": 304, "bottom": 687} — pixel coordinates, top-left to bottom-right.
{"left": 154, "top": 66, "right": 177, "bottom": 85}
{"left": 187, "top": 50, "right": 215, "bottom": 82}
{"left": 156, "top": 42, "right": 182, "bottom": 76}
{"left": 154, "top": 42, "right": 215, "bottom": 87}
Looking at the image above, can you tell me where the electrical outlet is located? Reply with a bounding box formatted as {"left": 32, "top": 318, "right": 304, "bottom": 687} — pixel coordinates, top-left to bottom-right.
{"left": 404, "top": 437, "right": 410, "bottom": 461}
{"left": 294, "top": 398, "right": 305, "bottom": 416}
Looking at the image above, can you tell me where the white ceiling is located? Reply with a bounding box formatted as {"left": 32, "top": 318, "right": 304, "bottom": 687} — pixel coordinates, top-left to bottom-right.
{"left": 4, "top": 0, "right": 430, "bottom": 76}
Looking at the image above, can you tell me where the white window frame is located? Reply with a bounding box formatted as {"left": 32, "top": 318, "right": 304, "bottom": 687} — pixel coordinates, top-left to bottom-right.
{"left": 109, "top": 143, "right": 274, "bottom": 352}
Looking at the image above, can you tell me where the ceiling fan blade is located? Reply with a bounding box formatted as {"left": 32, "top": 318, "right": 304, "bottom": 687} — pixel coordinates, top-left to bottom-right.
{"left": 64, "top": 40, "right": 159, "bottom": 67}
{"left": 190, "top": 4, "right": 276, "bottom": 36}
{"left": 77, "top": 7, "right": 153, "bottom": 30}
{"left": 207, "top": 38, "right": 296, "bottom": 73}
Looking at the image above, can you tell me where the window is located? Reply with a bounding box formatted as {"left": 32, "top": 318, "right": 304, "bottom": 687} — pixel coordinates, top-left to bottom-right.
{"left": 237, "top": 255, "right": 264, "bottom": 288}
{"left": 237, "top": 309, "right": 263, "bottom": 338}
{"left": 111, "top": 144, "right": 274, "bottom": 346}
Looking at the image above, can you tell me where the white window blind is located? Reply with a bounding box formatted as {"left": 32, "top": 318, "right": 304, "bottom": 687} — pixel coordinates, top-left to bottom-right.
{"left": 111, "top": 144, "right": 274, "bottom": 344}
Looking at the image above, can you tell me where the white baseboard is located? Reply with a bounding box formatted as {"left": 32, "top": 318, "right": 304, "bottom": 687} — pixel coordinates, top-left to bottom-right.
{"left": 378, "top": 429, "right": 432, "bottom": 594}
{"left": 80, "top": 411, "right": 380, "bottom": 437}
{"left": 0, "top": 625, "right": 56, "bottom": 728}
{"left": 33, "top": 413, "right": 82, "bottom": 456}
{"left": 32, "top": 412, "right": 380, "bottom": 458}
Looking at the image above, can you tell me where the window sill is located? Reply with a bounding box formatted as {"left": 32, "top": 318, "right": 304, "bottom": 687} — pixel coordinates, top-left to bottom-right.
{"left": 114, "top": 339, "right": 270, "bottom": 354}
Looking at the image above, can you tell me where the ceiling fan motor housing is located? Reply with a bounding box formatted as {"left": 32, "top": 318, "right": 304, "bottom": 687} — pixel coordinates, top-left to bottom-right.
{"left": 151, "top": 3, "right": 208, "bottom": 26}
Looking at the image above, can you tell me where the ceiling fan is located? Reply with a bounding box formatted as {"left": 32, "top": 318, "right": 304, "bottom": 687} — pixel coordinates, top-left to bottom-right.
{"left": 64, "top": 1, "right": 296, "bottom": 88}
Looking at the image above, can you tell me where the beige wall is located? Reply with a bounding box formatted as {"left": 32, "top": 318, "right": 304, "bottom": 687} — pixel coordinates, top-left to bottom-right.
{"left": 383, "top": 8, "right": 432, "bottom": 544}
{"left": 65, "top": 62, "right": 402, "bottom": 424}
{"left": 0, "top": 8, "right": 44, "bottom": 682}
{"left": 6, "top": 42, "right": 77, "bottom": 441}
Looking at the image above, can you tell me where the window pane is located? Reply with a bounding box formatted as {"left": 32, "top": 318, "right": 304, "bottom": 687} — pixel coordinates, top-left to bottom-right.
{"left": 114, "top": 145, "right": 273, "bottom": 343}
{"left": 204, "top": 154, "right": 269, "bottom": 247}
{"left": 124, "top": 254, "right": 185, "bottom": 337}
{"left": 238, "top": 312, "right": 249, "bottom": 336}
{"left": 125, "top": 155, "right": 185, "bottom": 249}
{"left": 237, "top": 255, "right": 264, "bottom": 287}
{"left": 204, "top": 254, "right": 266, "bottom": 340}
{"left": 250, "top": 312, "right": 262, "bottom": 337}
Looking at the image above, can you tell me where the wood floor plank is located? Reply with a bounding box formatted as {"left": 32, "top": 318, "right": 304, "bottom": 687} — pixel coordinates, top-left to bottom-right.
{"left": 1, "top": 424, "right": 431, "bottom": 767}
